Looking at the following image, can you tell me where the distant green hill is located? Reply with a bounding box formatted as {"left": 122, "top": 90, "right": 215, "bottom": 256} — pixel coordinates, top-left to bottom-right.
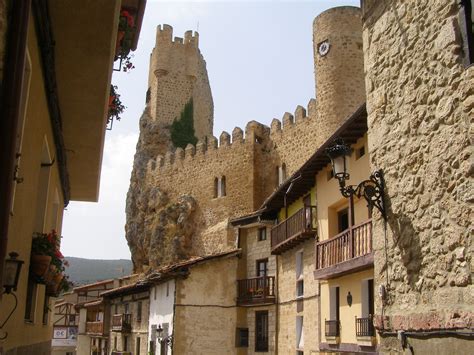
{"left": 64, "top": 257, "right": 133, "bottom": 286}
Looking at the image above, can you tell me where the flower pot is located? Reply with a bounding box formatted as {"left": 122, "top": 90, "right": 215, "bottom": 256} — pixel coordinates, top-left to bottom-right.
{"left": 115, "top": 31, "right": 125, "bottom": 57}
{"left": 46, "top": 273, "right": 63, "bottom": 296}
{"left": 30, "top": 255, "right": 52, "bottom": 277}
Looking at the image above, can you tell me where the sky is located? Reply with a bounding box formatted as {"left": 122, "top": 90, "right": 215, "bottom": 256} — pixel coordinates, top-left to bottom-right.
{"left": 61, "top": 0, "right": 360, "bottom": 260}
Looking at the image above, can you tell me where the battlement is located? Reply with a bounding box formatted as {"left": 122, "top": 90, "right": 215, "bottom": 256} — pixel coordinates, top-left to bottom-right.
{"left": 156, "top": 24, "right": 199, "bottom": 48}
{"left": 148, "top": 120, "right": 272, "bottom": 173}
{"left": 270, "top": 98, "right": 316, "bottom": 135}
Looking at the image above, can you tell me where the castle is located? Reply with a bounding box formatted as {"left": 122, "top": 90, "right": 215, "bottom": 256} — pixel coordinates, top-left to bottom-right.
{"left": 126, "top": 8, "right": 366, "bottom": 271}
{"left": 121, "top": 2, "right": 473, "bottom": 354}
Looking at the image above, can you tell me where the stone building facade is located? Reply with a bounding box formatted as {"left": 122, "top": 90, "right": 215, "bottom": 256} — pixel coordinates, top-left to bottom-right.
{"left": 361, "top": 0, "right": 473, "bottom": 352}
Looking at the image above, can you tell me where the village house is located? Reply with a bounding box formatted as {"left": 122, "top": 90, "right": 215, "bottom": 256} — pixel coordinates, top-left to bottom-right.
{"left": 0, "top": 0, "right": 146, "bottom": 353}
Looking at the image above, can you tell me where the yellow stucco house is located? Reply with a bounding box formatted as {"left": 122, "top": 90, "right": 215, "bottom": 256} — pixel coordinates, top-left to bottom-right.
{"left": 0, "top": 1, "right": 145, "bottom": 353}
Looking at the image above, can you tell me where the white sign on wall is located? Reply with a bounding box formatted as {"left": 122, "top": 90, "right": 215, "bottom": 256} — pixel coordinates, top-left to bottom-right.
{"left": 53, "top": 327, "right": 67, "bottom": 339}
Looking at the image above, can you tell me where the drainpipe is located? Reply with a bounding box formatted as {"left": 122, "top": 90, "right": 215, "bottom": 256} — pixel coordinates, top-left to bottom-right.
{"left": 0, "top": 0, "right": 31, "bottom": 294}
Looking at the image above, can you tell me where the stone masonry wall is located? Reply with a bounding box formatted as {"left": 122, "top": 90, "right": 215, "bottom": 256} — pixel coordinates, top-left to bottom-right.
{"left": 362, "top": 0, "right": 473, "bottom": 348}
{"left": 277, "top": 239, "right": 319, "bottom": 354}
{"left": 313, "top": 6, "right": 366, "bottom": 143}
{"left": 174, "top": 256, "right": 239, "bottom": 355}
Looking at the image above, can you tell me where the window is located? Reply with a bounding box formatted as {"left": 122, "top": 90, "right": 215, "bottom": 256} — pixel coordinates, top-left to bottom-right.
{"left": 114, "top": 304, "right": 118, "bottom": 314}
{"left": 255, "top": 311, "right": 268, "bottom": 352}
{"left": 361, "top": 279, "right": 375, "bottom": 317}
{"left": 235, "top": 328, "right": 249, "bottom": 347}
{"left": 256, "top": 259, "right": 268, "bottom": 277}
{"left": 166, "top": 281, "right": 170, "bottom": 297}
{"left": 460, "top": 0, "right": 474, "bottom": 65}
{"left": 296, "top": 250, "right": 304, "bottom": 298}
{"left": 137, "top": 301, "right": 142, "bottom": 322}
{"left": 124, "top": 336, "right": 129, "bottom": 352}
{"left": 327, "top": 168, "right": 334, "bottom": 181}
{"left": 337, "top": 208, "right": 349, "bottom": 233}
{"left": 154, "top": 286, "right": 157, "bottom": 300}
{"left": 68, "top": 314, "right": 76, "bottom": 325}
{"left": 214, "top": 176, "right": 227, "bottom": 198}
{"left": 277, "top": 164, "right": 287, "bottom": 186}
{"left": 125, "top": 303, "right": 129, "bottom": 314}
{"left": 221, "top": 176, "right": 226, "bottom": 196}
{"left": 258, "top": 227, "right": 267, "bottom": 241}
{"left": 24, "top": 279, "right": 37, "bottom": 322}
{"left": 296, "top": 316, "right": 304, "bottom": 351}
{"left": 213, "top": 177, "right": 218, "bottom": 198}
{"left": 136, "top": 336, "right": 141, "bottom": 355}
{"left": 356, "top": 145, "right": 365, "bottom": 160}
{"left": 114, "top": 336, "right": 117, "bottom": 350}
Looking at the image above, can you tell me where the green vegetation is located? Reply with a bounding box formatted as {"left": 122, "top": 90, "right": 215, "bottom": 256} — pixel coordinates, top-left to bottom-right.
{"left": 170, "top": 99, "right": 198, "bottom": 149}
{"left": 64, "top": 257, "right": 132, "bottom": 286}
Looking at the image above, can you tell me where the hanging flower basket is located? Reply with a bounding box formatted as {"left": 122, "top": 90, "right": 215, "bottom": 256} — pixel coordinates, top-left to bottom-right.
{"left": 114, "top": 10, "right": 136, "bottom": 72}
{"left": 108, "top": 84, "right": 126, "bottom": 129}
{"left": 30, "top": 254, "right": 52, "bottom": 277}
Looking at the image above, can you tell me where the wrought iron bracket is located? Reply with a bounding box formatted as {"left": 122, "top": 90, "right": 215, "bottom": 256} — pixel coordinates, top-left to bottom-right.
{"left": 337, "top": 170, "right": 386, "bottom": 220}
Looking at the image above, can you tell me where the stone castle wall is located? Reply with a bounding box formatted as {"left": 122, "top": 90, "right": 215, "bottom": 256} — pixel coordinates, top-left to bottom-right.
{"left": 126, "top": 7, "right": 366, "bottom": 271}
{"left": 314, "top": 6, "right": 366, "bottom": 142}
{"left": 362, "top": 0, "right": 473, "bottom": 350}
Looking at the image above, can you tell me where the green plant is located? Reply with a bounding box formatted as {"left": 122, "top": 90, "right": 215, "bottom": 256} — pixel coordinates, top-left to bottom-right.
{"left": 31, "top": 230, "right": 68, "bottom": 274}
{"left": 108, "top": 85, "right": 126, "bottom": 124}
{"left": 170, "top": 99, "right": 198, "bottom": 149}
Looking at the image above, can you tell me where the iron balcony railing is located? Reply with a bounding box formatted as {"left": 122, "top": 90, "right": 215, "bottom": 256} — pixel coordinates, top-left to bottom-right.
{"left": 271, "top": 206, "right": 317, "bottom": 253}
{"left": 112, "top": 313, "right": 132, "bottom": 332}
{"left": 356, "top": 316, "right": 375, "bottom": 337}
{"left": 325, "top": 319, "right": 340, "bottom": 337}
{"left": 237, "top": 276, "right": 275, "bottom": 305}
{"left": 86, "top": 321, "right": 104, "bottom": 335}
{"left": 316, "top": 219, "right": 372, "bottom": 270}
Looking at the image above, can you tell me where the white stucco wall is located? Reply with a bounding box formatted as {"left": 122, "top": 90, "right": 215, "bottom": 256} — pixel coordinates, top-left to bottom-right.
{"left": 148, "top": 279, "right": 175, "bottom": 355}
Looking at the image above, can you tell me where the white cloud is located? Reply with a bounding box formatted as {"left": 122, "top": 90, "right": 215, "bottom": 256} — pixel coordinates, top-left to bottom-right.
{"left": 61, "top": 133, "right": 138, "bottom": 259}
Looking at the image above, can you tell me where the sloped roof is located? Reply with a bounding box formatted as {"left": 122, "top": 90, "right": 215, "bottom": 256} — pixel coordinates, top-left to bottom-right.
{"left": 260, "top": 103, "right": 367, "bottom": 214}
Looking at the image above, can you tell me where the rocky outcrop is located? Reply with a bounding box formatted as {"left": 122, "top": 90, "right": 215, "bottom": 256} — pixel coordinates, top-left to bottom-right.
{"left": 126, "top": 182, "right": 196, "bottom": 272}
{"left": 126, "top": 110, "right": 198, "bottom": 272}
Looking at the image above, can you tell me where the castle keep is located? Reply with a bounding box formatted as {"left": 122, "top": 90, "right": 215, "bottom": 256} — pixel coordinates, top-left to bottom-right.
{"left": 126, "top": 8, "right": 365, "bottom": 272}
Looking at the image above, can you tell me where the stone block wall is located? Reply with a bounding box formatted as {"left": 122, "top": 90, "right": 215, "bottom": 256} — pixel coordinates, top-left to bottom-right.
{"left": 244, "top": 225, "right": 276, "bottom": 278}
{"left": 362, "top": 0, "right": 473, "bottom": 350}
{"left": 148, "top": 25, "right": 213, "bottom": 141}
{"left": 313, "top": 6, "right": 366, "bottom": 144}
{"left": 277, "top": 239, "right": 319, "bottom": 354}
{"left": 174, "top": 256, "right": 239, "bottom": 355}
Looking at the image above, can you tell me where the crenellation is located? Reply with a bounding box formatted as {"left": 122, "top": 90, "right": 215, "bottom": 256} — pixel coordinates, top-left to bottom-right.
{"left": 195, "top": 140, "right": 206, "bottom": 155}
{"left": 156, "top": 155, "right": 164, "bottom": 168}
{"left": 185, "top": 143, "right": 196, "bottom": 158}
{"left": 232, "top": 127, "right": 244, "bottom": 143}
{"left": 219, "top": 131, "right": 231, "bottom": 146}
{"left": 156, "top": 24, "right": 173, "bottom": 44}
{"left": 174, "top": 36, "right": 183, "bottom": 44}
{"left": 164, "top": 151, "right": 174, "bottom": 166}
{"left": 307, "top": 98, "right": 317, "bottom": 118}
{"left": 270, "top": 118, "right": 282, "bottom": 134}
{"left": 175, "top": 147, "right": 185, "bottom": 160}
{"left": 282, "top": 112, "right": 294, "bottom": 127}
{"left": 208, "top": 136, "right": 218, "bottom": 150}
{"left": 294, "top": 105, "right": 307, "bottom": 123}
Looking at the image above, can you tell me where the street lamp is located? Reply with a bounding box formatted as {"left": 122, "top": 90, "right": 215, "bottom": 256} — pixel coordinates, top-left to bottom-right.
{"left": 1, "top": 252, "right": 24, "bottom": 340}
{"left": 3, "top": 252, "right": 24, "bottom": 294}
{"left": 326, "top": 139, "right": 386, "bottom": 220}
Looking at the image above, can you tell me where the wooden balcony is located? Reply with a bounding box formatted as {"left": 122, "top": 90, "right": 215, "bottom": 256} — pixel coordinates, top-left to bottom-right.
{"left": 237, "top": 276, "right": 276, "bottom": 306}
{"left": 111, "top": 313, "right": 131, "bottom": 332}
{"left": 314, "top": 220, "right": 373, "bottom": 279}
{"left": 271, "top": 206, "right": 317, "bottom": 255}
{"left": 86, "top": 321, "right": 105, "bottom": 335}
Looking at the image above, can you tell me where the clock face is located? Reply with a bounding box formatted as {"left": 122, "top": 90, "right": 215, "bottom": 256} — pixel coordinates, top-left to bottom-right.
{"left": 318, "top": 41, "right": 330, "bottom": 56}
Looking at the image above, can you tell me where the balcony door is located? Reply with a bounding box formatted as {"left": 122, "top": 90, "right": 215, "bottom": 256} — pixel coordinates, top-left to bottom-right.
{"left": 337, "top": 208, "right": 349, "bottom": 233}
{"left": 256, "top": 259, "right": 268, "bottom": 277}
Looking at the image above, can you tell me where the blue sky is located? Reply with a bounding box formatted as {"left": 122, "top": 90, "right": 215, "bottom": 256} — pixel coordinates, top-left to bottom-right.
{"left": 62, "top": 0, "right": 360, "bottom": 259}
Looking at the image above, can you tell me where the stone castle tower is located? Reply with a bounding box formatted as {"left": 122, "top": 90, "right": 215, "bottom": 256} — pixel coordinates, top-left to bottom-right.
{"left": 126, "top": 7, "right": 365, "bottom": 272}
